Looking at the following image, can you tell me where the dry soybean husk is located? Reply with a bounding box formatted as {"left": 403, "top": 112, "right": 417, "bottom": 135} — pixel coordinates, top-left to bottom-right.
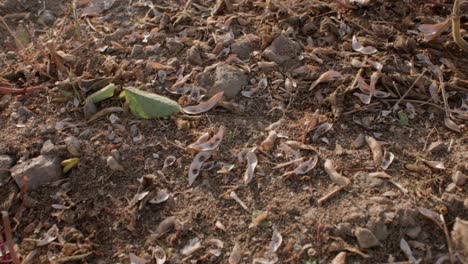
{"left": 229, "top": 243, "right": 242, "bottom": 264}
{"left": 187, "top": 126, "right": 225, "bottom": 152}
{"left": 188, "top": 151, "right": 211, "bottom": 186}
{"left": 243, "top": 149, "right": 258, "bottom": 184}
{"left": 319, "top": 160, "right": 350, "bottom": 205}
{"left": 182, "top": 91, "right": 224, "bottom": 114}
{"left": 324, "top": 159, "right": 350, "bottom": 186}
{"left": 260, "top": 130, "right": 278, "bottom": 152}
{"left": 365, "top": 136, "right": 383, "bottom": 169}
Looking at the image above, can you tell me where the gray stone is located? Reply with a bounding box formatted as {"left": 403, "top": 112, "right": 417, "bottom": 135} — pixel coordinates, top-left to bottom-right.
{"left": 396, "top": 207, "right": 417, "bottom": 227}
{"left": 367, "top": 218, "right": 389, "bottom": 241}
{"left": 262, "top": 34, "right": 302, "bottom": 67}
{"left": 17, "top": 106, "right": 34, "bottom": 118}
{"left": 64, "top": 136, "right": 81, "bottom": 156}
{"left": 208, "top": 63, "right": 247, "bottom": 98}
{"left": 11, "top": 155, "right": 62, "bottom": 190}
{"left": 406, "top": 225, "right": 421, "bottom": 239}
{"left": 187, "top": 44, "right": 204, "bottom": 65}
{"left": 0, "top": 154, "right": 15, "bottom": 181}
{"left": 354, "top": 227, "right": 380, "bottom": 249}
{"left": 230, "top": 34, "right": 259, "bottom": 60}
{"left": 131, "top": 44, "right": 144, "bottom": 59}
{"left": 334, "top": 222, "right": 353, "bottom": 237}
{"left": 452, "top": 171, "right": 466, "bottom": 186}
{"left": 41, "top": 140, "right": 57, "bottom": 156}
{"left": 38, "top": 10, "right": 56, "bottom": 27}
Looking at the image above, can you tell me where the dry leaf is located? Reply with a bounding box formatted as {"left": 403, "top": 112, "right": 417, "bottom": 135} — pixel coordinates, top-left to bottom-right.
{"left": 423, "top": 160, "right": 445, "bottom": 170}
{"left": 181, "top": 237, "right": 202, "bottom": 256}
{"left": 129, "top": 253, "right": 148, "bottom": 264}
{"left": 309, "top": 70, "right": 342, "bottom": 91}
{"left": 312, "top": 123, "right": 333, "bottom": 142}
{"left": 293, "top": 155, "right": 318, "bottom": 175}
{"left": 37, "top": 224, "right": 59, "bottom": 246}
{"left": 400, "top": 239, "right": 420, "bottom": 264}
{"left": 249, "top": 212, "right": 269, "bottom": 228}
{"left": 163, "top": 156, "right": 176, "bottom": 169}
{"left": 155, "top": 216, "right": 176, "bottom": 238}
{"left": 229, "top": 243, "right": 242, "bottom": 264}
{"left": 188, "top": 151, "right": 211, "bottom": 186}
{"left": 149, "top": 190, "right": 170, "bottom": 204}
{"left": 268, "top": 227, "right": 283, "bottom": 253}
{"left": 381, "top": 151, "right": 394, "bottom": 170}
{"left": 150, "top": 246, "right": 166, "bottom": 264}
{"left": 444, "top": 117, "right": 461, "bottom": 133}
{"left": 352, "top": 35, "right": 378, "bottom": 54}
{"left": 418, "top": 18, "right": 451, "bottom": 42}
{"left": 331, "top": 252, "right": 347, "bottom": 264}
{"left": 182, "top": 91, "right": 224, "bottom": 114}
{"left": 243, "top": 149, "right": 258, "bottom": 184}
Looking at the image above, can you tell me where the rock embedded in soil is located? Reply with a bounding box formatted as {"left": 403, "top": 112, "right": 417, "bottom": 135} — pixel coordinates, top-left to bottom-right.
{"left": 406, "top": 225, "right": 421, "bottom": 239}
{"left": 131, "top": 44, "right": 144, "bottom": 59}
{"left": 11, "top": 155, "right": 62, "bottom": 190}
{"left": 230, "top": 34, "right": 259, "bottom": 60}
{"left": 64, "top": 136, "right": 81, "bottom": 156}
{"left": 367, "top": 217, "right": 389, "bottom": 241}
{"left": 203, "top": 63, "right": 248, "bottom": 98}
{"left": 354, "top": 227, "right": 380, "bottom": 249}
{"left": 452, "top": 171, "right": 466, "bottom": 186}
{"left": 0, "top": 154, "right": 15, "bottom": 182}
{"left": 262, "top": 34, "right": 302, "bottom": 68}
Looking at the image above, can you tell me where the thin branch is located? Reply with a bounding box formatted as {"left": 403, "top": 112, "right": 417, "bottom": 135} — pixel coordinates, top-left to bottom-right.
{"left": 452, "top": 0, "right": 468, "bottom": 51}
{"left": 2, "top": 211, "right": 20, "bottom": 264}
{"left": 391, "top": 69, "right": 427, "bottom": 111}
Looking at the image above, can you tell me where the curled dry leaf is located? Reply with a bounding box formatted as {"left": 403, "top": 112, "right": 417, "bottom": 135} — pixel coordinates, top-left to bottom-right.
{"left": 309, "top": 70, "right": 342, "bottom": 91}
{"left": 229, "top": 243, "right": 242, "bottom": 264}
{"left": 150, "top": 246, "right": 166, "bottom": 264}
{"left": 366, "top": 59, "right": 383, "bottom": 72}
{"left": 163, "top": 156, "right": 176, "bottom": 169}
{"left": 331, "top": 252, "right": 347, "bottom": 264}
{"left": 365, "top": 136, "right": 383, "bottom": 169}
{"left": 444, "top": 117, "right": 461, "bottom": 133}
{"left": 188, "top": 151, "right": 212, "bottom": 186}
{"left": 149, "top": 190, "right": 170, "bottom": 204}
{"left": 182, "top": 91, "right": 224, "bottom": 114}
{"left": 260, "top": 130, "right": 278, "bottom": 152}
{"left": 417, "top": 207, "right": 442, "bottom": 226}
{"left": 273, "top": 157, "right": 304, "bottom": 170}
{"left": 187, "top": 126, "right": 225, "bottom": 152}
{"left": 129, "top": 253, "right": 148, "bottom": 264}
{"left": 400, "top": 239, "right": 420, "bottom": 264}
{"left": 352, "top": 35, "right": 378, "bottom": 54}
{"left": 293, "top": 155, "right": 318, "bottom": 175}
{"left": 207, "top": 238, "right": 224, "bottom": 257}
{"left": 155, "top": 216, "right": 176, "bottom": 238}
{"left": 216, "top": 220, "right": 227, "bottom": 231}
{"left": 312, "top": 122, "right": 333, "bottom": 142}
{"left": 107, "top": 155, "right": 124, "bottom": 171}
{"left": 243, "top": 149, "right": 258, "bottom": 184}
{"left": 181, "top": 237, "right": 202, "bottom": 256}
{"left": 418, "top": 18, "right": 451, "bottom": 42}
{"left": 230, "top": 191, "right": 249, "bottom": 212}
{"left": 381, "top": 151, "right": 394, "bottom": 170}
{"left": 268, "top": 227, "right": 283, "bottom": 254}
{"left": 37, "top": 224, "right": 59, "bottom": 246}
{"left": 252, "top": 255, "right": 279, "bottom": 264}
{"left": 423, "top": 160, "right": 445, "bottom": 170}
{"left": 324, "top": 159, "right": 350, "bottom": 186}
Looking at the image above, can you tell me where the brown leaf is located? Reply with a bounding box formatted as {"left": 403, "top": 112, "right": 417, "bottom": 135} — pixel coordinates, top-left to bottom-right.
{"left": 188, "top": 152, "right": 211, "bottom": 186}
{"left": 444, "top": 117, "right": 461, "bottom": 133}
{"left": 352, "top": 35, "right": 378, "bottom": 54}
{"left": 418, "top": 18, "right": 451, "bottom": 42}
{"left": 309, "top": 70, "right": 342, "bottom": 91}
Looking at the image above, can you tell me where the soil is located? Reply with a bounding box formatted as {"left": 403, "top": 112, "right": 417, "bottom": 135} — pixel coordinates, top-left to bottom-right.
{"left": 0, "top": 0, "right": 467, "bottom": 263}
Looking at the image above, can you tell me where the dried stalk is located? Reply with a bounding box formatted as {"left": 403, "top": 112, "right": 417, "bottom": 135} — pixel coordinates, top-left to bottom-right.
{"left": 452, "top": 0, "right": 468, "bottom": 51}
{"left": 2, "top": 211, "right": 20, "bottom": 264}
{"left": 318, "top": 185, "right": 348, "bottom": 205}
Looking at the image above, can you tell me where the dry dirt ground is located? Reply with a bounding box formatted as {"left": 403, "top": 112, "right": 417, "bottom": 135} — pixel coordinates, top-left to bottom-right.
{"left": 0, "top": 0, "right": 467, "bottom": 263}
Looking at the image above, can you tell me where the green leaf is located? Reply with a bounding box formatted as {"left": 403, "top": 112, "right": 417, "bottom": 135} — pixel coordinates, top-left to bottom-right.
{"left": 398, "top": 111, "right": 409, "bottom": 126}
{"left": 88, "top": 83, "right": 116, "bottom": 103}
{"left": 123, "top": 87, "right": 180, "bottom": 119}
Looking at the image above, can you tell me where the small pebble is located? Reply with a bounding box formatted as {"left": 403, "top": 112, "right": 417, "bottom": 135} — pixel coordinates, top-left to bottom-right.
{"left": 452, "top": 171, "right": 466, "bottom": 186}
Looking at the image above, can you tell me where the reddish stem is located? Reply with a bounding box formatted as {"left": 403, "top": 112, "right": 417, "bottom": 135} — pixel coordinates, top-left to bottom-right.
{"left": 0, "top": 86, "right": 46, "bottom": 95}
